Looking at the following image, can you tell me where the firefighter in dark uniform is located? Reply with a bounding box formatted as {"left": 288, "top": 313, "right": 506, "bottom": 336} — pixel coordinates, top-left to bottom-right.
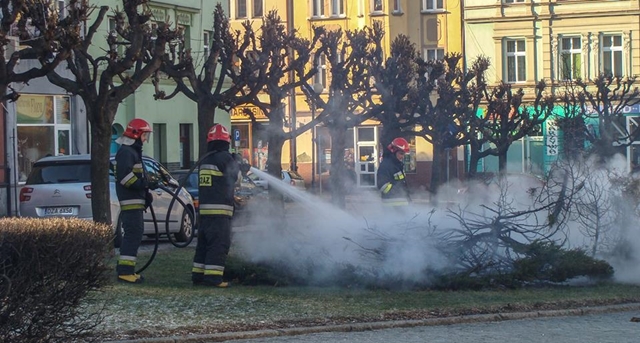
{"left": 114, "top": 118, "right": 155, "bottom": 284}
{"left": 192, "top": 124, "right": 239, "bottom": 288}
{"left": 376, "top": 137, "right": 411, "bottom": 207}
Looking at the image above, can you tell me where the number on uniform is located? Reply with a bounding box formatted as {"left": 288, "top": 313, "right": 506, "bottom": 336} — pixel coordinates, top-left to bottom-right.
{"left": 199, "top": 175, "right": 212, "bottom": 186}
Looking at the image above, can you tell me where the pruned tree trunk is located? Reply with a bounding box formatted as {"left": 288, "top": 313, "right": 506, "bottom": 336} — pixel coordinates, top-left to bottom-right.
{"left": 87, "top": 103, "right": 117, "bottom": 225}
{"left": 329, "top": 125, "right": 347, "bottom": 208}
{"left": 197, "top": 99, "right": 216, "bottom": 158}
{"left": 430, "top": 143, "right": 447, "bottom": 192}
{"left": 498, "top": 151, "right": 508, "bottom": 172}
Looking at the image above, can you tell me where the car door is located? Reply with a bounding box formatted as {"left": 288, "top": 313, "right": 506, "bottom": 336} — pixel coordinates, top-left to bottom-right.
{"left": 142, "top": 158, "right": 171, "bottom": 233}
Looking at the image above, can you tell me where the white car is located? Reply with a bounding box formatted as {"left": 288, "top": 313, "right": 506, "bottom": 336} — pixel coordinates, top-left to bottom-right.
{"left": 18, "top": 154, "right": 195, "bottom": 245}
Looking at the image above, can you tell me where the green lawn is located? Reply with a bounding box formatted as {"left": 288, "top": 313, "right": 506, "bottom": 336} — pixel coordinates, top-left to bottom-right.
{"left": 91, "top": 247, "right": 640, "bottom": 341}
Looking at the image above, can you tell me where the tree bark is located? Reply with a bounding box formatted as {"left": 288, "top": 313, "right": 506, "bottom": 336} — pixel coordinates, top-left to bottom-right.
{"left": 197, "top": 99, "right": 216, "bottom": 158}
{"left": 430, "top": 143, "right": 447, "bottom": 192}
{"left": 329, "top": 125, "right": 347, "bottom": 208}
{"left": 498, "top": 151, "right": 507, "bottom": 172}
{"left": 87, "top": 103, "right": 116, "bottom": 225}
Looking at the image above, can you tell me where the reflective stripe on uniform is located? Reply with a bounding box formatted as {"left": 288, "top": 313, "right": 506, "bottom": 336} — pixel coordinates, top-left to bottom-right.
{"left": 204, "top": 265, "right": 224, "bottom": 276}
{"left": 199, "top": 204, "right": 234, "bottom": 216}
{"left": 121, "top": 172, "right": 138, "bottom": 187}
{"left": 382, "top": 198, "right": 409, "bottom": 206}
{"left": 192, "top": 262, "right": 205, "bottom": 273}
{"left": 120, "top": 199, "right": 146, "bottom": 211}
{"left": 393, "top": 171, "right": 405, "bottom": 180}
{"left": 118, "top": 255, "right": 137, "bottom": 266}
{"left": 132, "top": 163, "right": 143, "bottom": 173}
{"left": 200, "top": 164, "right": 223, "bottom": 177}
{"left": 381, "top": 182, "right": 392, "bottom": 194}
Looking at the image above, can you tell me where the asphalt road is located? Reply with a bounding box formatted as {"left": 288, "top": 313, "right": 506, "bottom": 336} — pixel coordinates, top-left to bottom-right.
{"left": 226, "top": 310, "right": 640, "bottom": 343}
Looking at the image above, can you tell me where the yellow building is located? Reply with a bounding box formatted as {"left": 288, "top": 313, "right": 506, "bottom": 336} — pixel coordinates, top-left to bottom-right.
{"left": 464, "top": 0, "right": 640, "bottom": 173}
{"left": 228, "top": 0, "right": 465, "bottom": 190}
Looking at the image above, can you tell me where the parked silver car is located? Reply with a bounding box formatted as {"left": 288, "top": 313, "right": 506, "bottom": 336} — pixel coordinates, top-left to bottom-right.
{"left": 18, "top": 154, "right": 195, "bottom": 244}
{"left": 247, "top": 169, "right": 306, "bottom": 192}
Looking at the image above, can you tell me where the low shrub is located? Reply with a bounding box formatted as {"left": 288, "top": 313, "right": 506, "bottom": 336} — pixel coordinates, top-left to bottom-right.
{"left": 512, "top": 241, "right": 614, "bottom": 283}
{"left": 0, "top": 218, "right": 112, "bottom": 343}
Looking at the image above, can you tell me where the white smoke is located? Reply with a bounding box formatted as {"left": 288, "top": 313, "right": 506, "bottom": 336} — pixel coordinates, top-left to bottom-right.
{"left": 234, "top": 157, "right": 640, "bottom": 286}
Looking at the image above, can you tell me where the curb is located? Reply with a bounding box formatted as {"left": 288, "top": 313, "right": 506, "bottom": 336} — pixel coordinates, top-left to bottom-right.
{"left": 106, "top": 303, "right": 640, "bottom": 343}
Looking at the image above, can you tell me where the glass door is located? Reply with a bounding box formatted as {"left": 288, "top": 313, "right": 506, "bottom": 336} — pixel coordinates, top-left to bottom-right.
{"left": 354, "top": 126, "right": 378, "bottom": 188}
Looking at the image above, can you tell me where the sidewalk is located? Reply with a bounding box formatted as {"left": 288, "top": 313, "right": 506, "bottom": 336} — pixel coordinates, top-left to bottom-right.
{"left": 106, "top": 303, "right": 640, "bottom": 343}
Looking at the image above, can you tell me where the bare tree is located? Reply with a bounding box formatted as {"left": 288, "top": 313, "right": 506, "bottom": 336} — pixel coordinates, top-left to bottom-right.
{"left": 46, "top": 0, "right": 179, "bottom": 224}
{"left": 558, "top": 75, "right": 640, "bottom": 160}
{"left": 467, "top": 81, "right": 554, "bottom": 175}
{"left": 0, "top": 0, "right": 87, "bottom": 102}
{"left": 368, "top": 34, "right": 421, "bottom": 147}
{"left": 302, "top": 24, "right": 380, "bottom": 208}
{"left": 231, "top": 10, "right": 317, "bottom": 182}
{"left": 155, "top": 4, "right": 259, "bottom": 156}
{"left": 412, "top": 55, "right": 490, "bottom": 189}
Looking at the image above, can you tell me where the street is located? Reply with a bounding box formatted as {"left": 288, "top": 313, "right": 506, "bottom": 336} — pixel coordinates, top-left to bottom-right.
{"left": 226, "top": 310, "right": 640, "bottom": 343}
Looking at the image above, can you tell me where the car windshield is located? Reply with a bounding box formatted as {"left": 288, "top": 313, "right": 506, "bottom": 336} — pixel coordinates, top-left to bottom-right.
{"left": 287, "top": 171, "right": 303, "bottom": 180}
{"left": 27, "top": 162, "right": 95, "bottom": 184}
{"left": 175, "top": 172, "right": 198, "bottom": 189}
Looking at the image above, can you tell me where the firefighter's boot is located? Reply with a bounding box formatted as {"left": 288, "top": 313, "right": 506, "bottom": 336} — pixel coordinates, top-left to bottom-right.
{"left": 118, "top": 273, "right": 144, "bottom": 284}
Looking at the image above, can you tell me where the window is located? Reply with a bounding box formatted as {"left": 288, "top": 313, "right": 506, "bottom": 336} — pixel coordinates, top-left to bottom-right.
{"left": 504, "top": 0, "right": 525, "bottom": 3}
{"left": 313, "top": 0, "right": 325, "bottom": 17}
{"left": 57, "top": 0, "right": 66, "bottom": 18}
{"left": 422, "top": 0, "right": 444, "bottom": 11}
{"left": 253, "top": 0, "right": 263, "bottom": 17}
{"left": 203, "top": 31, "right": 211, "bottom": 56}
{"left": 393, "top": 0, "right": 402, "bottom": 13}
{"left": 560, "top": 37, "right": 581, "bottom": 80}
{"left": 601, "top": 34, "right": 623, "bottom": 77}
{"left": 372, "top": 0, "right": 383, "bottom": 12}
{"left": 425, "top": 48, "right": 445, "bottom": 61}
{"left": 505, "top": 39, "right": 526, "bottom": 83}
{"left": 236, "top": 0, "right": 247, "bottom": 18}
{"left": 331, "top": 0, "right": 345, "bottom": 16}
{"left": 314, "top": 54, "right": 327, "bottom": 90}
{"left": 16, "top": 95, "right": 72, "bottom": 181}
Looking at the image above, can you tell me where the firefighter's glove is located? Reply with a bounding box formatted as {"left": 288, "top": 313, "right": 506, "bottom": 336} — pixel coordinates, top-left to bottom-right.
{"left": 148, "top": 180, "right": 160, "bottom": 190}
{"left": 145, "top": 191, "right": 153, "bottom": 210}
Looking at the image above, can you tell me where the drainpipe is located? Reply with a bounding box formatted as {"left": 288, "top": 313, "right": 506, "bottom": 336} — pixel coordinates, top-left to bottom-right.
{"left": 287, "top": 0, "right": 298, "bottom": 172}
{"left": 461, "top": 0, "right": 467, "bottom": 72}
{"left": 3, "top": 102, "right": 10, "bottom": 216}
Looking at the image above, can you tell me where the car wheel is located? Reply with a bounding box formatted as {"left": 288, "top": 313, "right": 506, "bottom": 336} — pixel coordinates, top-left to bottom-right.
{"left": 174, "top": 208, "right": 193, "bottom": 242}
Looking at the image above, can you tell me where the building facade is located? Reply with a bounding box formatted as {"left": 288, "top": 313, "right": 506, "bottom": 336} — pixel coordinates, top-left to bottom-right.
{"left": 2, "top": 0, "right": 224, "bottom": 216}
{"left": 464, "top": 0, "right": 640, "bottom": 175}
{"left": 226, "top": 0, "right": 465, "bottom": 191}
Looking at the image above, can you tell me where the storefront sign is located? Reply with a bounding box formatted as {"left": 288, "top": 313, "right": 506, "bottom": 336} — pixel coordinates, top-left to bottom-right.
{"left": 16, "top": 95, "right": 52, "bottom": 124}
{"left": 149, "top": 6, "right": 166, "bottom": 21}
{"left": 231, "top": 106, "right": 267, "bottom": 120}
{"left": 545, "top": 120, "right": 559, "bottom": 156}
{"left": 176, "top": 11, "right": 191, "bottom": 26}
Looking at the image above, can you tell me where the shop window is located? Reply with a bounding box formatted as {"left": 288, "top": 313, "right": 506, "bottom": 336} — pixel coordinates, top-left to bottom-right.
{"left": 17, "top": 95, "right": 71, "bottom": 181}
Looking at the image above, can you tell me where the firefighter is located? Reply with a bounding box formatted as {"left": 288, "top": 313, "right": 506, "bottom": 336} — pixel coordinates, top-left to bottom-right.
{"left": 376, "top": 137, "right": 411, "bottom": 207}
{"left": 114, "top": 118, "right": 155, "bottom": 284}
{"left": 192, "top": 124, "right": 239, "bottom": 288}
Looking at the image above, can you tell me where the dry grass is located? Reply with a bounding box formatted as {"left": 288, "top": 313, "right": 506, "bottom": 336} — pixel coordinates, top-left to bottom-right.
{"left": 86, "top": 247, "right": 640, "bottom": 341}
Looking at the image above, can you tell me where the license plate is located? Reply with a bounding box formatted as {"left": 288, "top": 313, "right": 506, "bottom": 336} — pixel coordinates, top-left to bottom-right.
{"left": 44, "top": 207, "right": 74, "bottom": 215}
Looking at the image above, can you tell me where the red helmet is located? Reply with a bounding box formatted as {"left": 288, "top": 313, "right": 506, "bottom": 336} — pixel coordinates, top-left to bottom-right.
{"left": 387, "top": 137, "right": 410, "bottom": 154}
{"left": 123, "top": 118, "right": 152, "bottom": 140}
{"left": 207, "top": 124, "right": 231, "bottom": 143}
